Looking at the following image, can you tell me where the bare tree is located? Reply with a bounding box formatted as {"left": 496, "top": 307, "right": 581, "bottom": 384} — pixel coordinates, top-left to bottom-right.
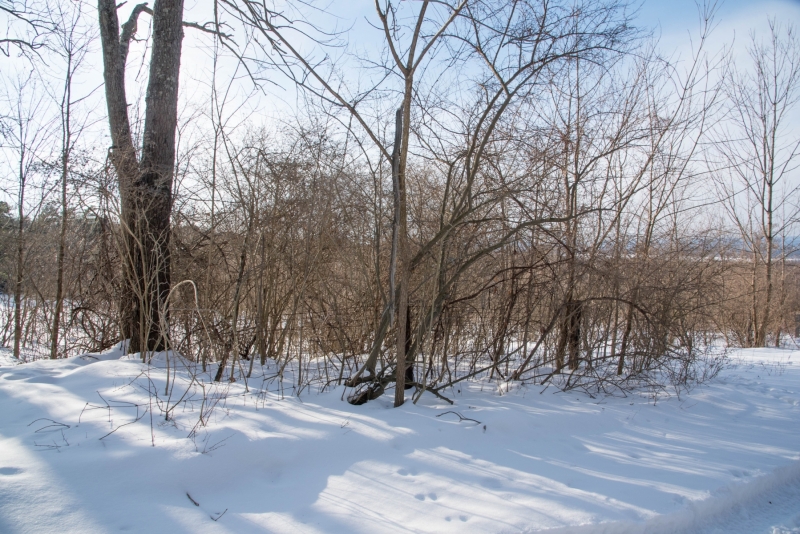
{"left": 217, "top": 0, "right": 640, "bottom": 404}
{"left": 715, "top": 21, "right": 800, "bottom": 347}
{"left": 0, "top": 0, "right": 51, "bottom": 57}
{"left": 47, "top": 0, "right": 95, "bottom": 359}
{"left": 0, "top": 71, "right": 54, "bottom": 360}
{"left": 97, "top": 0, "right": 186, "bottom": 354}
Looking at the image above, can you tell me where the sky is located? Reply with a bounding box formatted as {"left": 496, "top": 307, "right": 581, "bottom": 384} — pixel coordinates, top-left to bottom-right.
{"left": 169, "top": 0, "right": 800, "bottom": 133}
{"left": 639, "top": 0, "right": 800, "bottom": 41}
{"left": 5, "top": 0, "right": 800, "bottom": 139}
{"left": 2, "top": 0, "right": 799, "bottom": 210}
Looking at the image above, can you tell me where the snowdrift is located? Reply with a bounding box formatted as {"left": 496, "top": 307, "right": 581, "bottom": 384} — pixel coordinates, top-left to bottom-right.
{"left": 0, "top": 347, "right": 798, "bottom": 533}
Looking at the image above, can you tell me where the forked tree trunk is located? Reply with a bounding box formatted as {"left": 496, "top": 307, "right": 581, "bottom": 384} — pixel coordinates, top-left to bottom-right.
{"left": 98, "top": 0, "right": 184, "bottom": 354}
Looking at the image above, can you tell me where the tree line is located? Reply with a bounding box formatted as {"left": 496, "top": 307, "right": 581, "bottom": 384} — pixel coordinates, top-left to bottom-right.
{"left": 0, "top": 0, "right": 798, "bottom": 405}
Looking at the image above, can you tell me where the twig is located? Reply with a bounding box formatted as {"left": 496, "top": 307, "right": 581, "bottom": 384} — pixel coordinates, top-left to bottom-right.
{"left": 211, "top": 508, "right": 227, "bottom": 521}
{"left": 202, "top": 434, "right": 232, "bottom": 454}
{"left": 186, "top": 492, "right": 200, "bottom": 506}
{"left": 28, "top": 418, "right": 70, "bottom": 433}
{"left": 98, "top": 408, "right": 148, "bottom": 440}
{"left": 436, "top": 411, "right": 481, "bottom": 425}
{"left": 34, "top": 441, "right": 63, "bottom": 451}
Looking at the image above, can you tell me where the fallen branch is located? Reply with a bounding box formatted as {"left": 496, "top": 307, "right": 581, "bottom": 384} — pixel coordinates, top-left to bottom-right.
{"left": 423, "top": 386, "right": 455, "bottom": 405}
{"left": 436, "top": 411, "right": 481, "bottom": 425}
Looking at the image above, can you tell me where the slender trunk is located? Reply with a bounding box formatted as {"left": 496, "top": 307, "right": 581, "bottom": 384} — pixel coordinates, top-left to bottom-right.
{"left": 204, "top": 7, "right": 221, "bottom": 371}
{"left": 394, "top": 104, "right": 409, "bottom": 406}
{"left": 228, "top": 219, "right": 251, "bottom": 381}
{"left": 51, "top": 53, "right": 73, "bottom": 360}
{"left": 13, "top": 176, "right": 24, "bottom": 361}
{"left": 256, "top": 233, "right": 267, "bottom": 369}
{"left": 567, "top": 300, "right": 582, "bottom": 371}
{"left": 758, "top": 196, "right": 774, "bottom": 347}
{"left": 215, "top": 221, "right": 250, "bottom": 382}
{"left": 750, "top": 243, "right": 758, "bottom": 347}
{"left": 617, "top": 297, "right": 635, "bottom": 376}
{"left": 388, "top": 107, "right": 401, "bottom": 324}
{"left": 775, "top": 241, "right": 786, "bottom": 347}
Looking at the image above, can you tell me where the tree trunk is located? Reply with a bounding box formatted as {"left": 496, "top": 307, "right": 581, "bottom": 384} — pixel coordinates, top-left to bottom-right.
{"left": 393, "top": 106, "right": 409, "bottom": 407}
{"left": 50, "top": 123, "right": 69, "bottom": 359}
{"left": 98, "top": 0, "right": 140, "bottom": 345}
{"left": 750, "top": 244, "right": 758, "bottom": 347}
{"left": 51, "top": 48, "right": 73, "bottom": 360}
{"left": 617, "top": 299, "right": 635, "bottom": 376}
{"left": 12, "top": 174, "right": 24, "bottom": 361}
{"left": 567, "top": 300, "right": 582, "bottom": 371}
{"left": 98, "top": 0, "right": 184, "bottom": 354}
{"left": 758, "top": 186, "right": 774, "bottom": 347}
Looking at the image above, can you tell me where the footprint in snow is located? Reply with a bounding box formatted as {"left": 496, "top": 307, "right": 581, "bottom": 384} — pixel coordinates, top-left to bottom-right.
{"left": 0, "top": 467, "right": 23, "bottom": 475}
{"left": 479, "top": 477, "right": 502, "bottom": 489}
{"left": 26, "top": 376, "right": 58, "bottom": 384}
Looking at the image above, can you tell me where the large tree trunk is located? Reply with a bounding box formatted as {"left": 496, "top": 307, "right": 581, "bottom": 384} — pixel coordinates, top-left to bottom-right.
{"left": 133, "top": 0, "right": 184, "bottom": 352}
{"left": 98, "top": 0, "right": 139, "bottom": 344}
{"left": 98, "top": 0, "right": 184, "bottom": 354}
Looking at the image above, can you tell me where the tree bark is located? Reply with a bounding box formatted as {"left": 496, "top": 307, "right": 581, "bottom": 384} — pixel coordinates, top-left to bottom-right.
{"left": 12, "top": 161, "right": 24, "bottom": 361}
{"left": 393, "top": 105, "right": 409, "bottom": 407}
{"left": 50, "top": 64, "right": 70, "bottom": 359}
{"left": 135, "top": 0, "right": 184, "bottom": 352}
{"left": 98, "top": 0, "right": 184, "bottom": 353}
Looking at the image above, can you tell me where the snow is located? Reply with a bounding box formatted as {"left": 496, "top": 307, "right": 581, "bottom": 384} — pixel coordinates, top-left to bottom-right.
{"left": 0, "top": 347, "right": 798, "bottom": 533}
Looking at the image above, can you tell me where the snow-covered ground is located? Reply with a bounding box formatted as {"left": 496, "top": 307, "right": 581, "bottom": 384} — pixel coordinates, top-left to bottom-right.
{"left": 0, "top": 347, "right": 798, "bottom": 533}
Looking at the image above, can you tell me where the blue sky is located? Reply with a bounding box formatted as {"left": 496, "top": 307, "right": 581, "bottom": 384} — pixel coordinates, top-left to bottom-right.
{"left": 637, "top": 0, "right": 800, "bottom": 55}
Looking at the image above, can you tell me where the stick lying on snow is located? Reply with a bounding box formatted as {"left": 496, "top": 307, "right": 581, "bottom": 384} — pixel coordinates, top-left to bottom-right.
{"left": 436, "top": 411, "right": 481, "bottom": 425}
